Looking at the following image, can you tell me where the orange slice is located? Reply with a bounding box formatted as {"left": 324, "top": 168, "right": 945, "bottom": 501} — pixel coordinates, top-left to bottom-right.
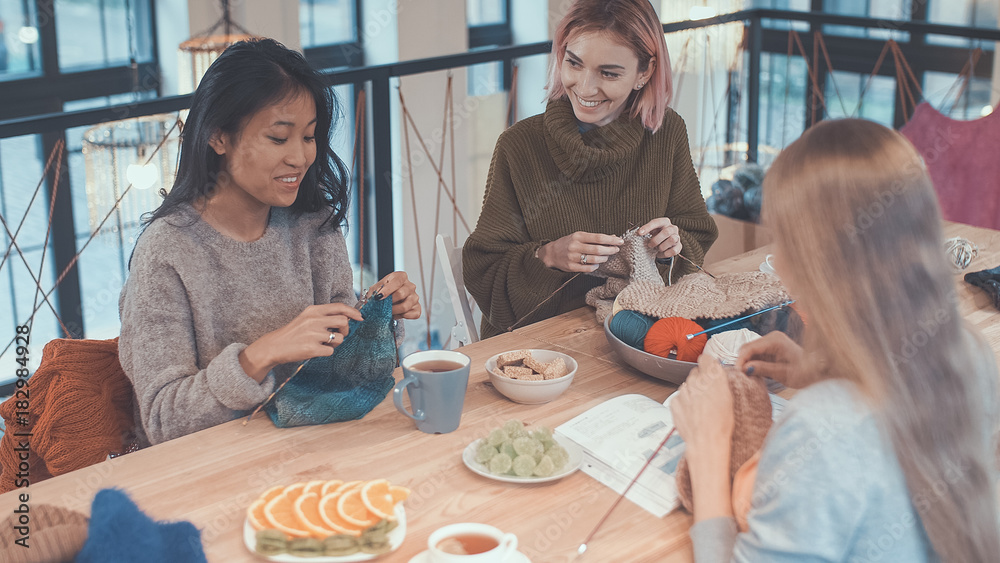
{"left": 283, "top": 482, "right": 307, "bottom": 502}
{"left": 318, "top": 493, "right": 366, "bottom": 536}
{"left": 389, "top": 485, "right": 411, "bottom": 505}
{"left": 294, "top": 492, "right": 336, "bottom": 538}
{"left": 247, "top": 498, "right": 269, "bottom": 531}
{"left": 334, "top": 480, "right": 363, "bottom": 493}
{"left": 337, "top": 488, "right": 380, "bottom": 527}
{"left": 303, "top": 480, "right": 326, "bottom": 497}
{"left": 360, "top": 479, "right": 394, "bottom": 519}
{"left": 259, "top": 485, "right": 285, "bottom": 505}
{"left": 264, "top": 493, "right": 311, "bottom": 538}
{"left": 320, "top": 480, "right": 344, "bottom": 497}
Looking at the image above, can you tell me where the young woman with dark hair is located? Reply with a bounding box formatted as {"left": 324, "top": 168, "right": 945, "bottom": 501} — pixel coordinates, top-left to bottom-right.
{"left": 119, "top": 39, "right": 420, "bottom": 446}
{"left": 462, "top": 0, "right": 717, "bottom": 339}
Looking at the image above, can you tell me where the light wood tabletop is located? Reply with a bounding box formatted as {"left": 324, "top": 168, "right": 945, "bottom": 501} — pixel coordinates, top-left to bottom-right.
{"left": 2, "top": 221, "right": 999, "bottom": 563}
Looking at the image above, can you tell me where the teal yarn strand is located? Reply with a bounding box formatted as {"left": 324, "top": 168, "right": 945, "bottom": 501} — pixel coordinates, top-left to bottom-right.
{"left": 610, "top": 310, "right": 657, "bottom": 350}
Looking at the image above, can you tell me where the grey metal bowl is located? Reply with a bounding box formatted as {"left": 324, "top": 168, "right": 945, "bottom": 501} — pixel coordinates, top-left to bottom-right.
{"left": 603, "top": 314, "right": 696, "bottom": 386}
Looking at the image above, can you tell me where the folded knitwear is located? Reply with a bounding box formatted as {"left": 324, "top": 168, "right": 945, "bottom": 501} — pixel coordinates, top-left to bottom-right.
{"left": 75, "top": 488, "right": 207, "bottom": 563}
{"left": 0, "top": 504, "right": 89, "bottom": 563}
{"left": 616, "top": 271, "right": 790, "bottom": 321}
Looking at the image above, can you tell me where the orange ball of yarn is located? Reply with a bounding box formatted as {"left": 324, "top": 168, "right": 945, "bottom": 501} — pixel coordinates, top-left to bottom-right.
{"left": 643, "top": 317, "right": 708, "bottom": 362}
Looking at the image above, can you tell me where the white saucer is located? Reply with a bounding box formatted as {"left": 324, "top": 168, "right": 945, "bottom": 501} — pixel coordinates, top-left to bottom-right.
{"left": 408, "top": 549, "right": 531, "bottom": 563}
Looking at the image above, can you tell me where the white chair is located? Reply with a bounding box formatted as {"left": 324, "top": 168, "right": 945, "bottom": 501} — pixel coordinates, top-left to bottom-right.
{"left": 436, "top": 234, "right": 479, "bottom": 346}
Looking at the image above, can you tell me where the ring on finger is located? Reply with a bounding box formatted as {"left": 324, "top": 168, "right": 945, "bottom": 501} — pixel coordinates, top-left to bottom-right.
{"left": 327, "top": 332, "right": 335, "bottom": 344}
{"left": 580, "top": 253, "right": 588, "bottom": 265}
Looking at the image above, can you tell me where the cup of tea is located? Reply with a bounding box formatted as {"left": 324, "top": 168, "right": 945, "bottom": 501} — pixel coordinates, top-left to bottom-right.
{"left": 428, "top": 523, "right": 518, "bottom": 562}
{"left": 393, "top": 350, "right": 471, "bottom": 434}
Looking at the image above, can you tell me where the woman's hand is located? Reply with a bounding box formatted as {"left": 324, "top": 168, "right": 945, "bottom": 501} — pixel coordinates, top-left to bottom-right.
{"left": 672, "top": 354, "right": 735, "bottom": 462}
{"left": 638, "top": 218, "right": 682, "bottom": 259}
{"left": 537, "top": 232, "right": 623, "bottom": 272}
{"left": 734, "top": 331, "right": 813, "bottom": 389}
{"left": 671, "top": 354, "right": 735, "bottom": 522}
{"left": 370, "top": 271, "right": 421, "bottom": 320}
{"left": 239, "top": 303, "right": 365, "bottom": 382}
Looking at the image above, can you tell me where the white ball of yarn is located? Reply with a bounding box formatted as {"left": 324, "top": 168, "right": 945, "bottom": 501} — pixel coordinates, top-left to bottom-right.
{"left": 703, "top": 328, "right": 761, "bottom": 366}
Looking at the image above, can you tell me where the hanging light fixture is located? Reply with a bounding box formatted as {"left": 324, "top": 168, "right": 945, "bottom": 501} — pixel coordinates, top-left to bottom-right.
{"left": 82, "top": 0, "right": 181, "bottom": 246}
{"left": 178, "top": 0, "right": 255, "bottom": 94}
{"left": 82, "top": 117, "right": 182, "bottom": 239}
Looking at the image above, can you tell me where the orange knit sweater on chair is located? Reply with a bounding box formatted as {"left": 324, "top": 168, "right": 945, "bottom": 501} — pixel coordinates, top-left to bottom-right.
{"left": 0, "top": 338, "right": 135, "bottom": 493}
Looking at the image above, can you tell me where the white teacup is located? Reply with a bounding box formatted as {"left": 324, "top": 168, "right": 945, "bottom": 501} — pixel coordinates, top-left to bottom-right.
{"left": 759, "top": 253, "right": 777, "bottom": 276}
{"left": 428, "top": 523, "right": 518, "bottom": 563}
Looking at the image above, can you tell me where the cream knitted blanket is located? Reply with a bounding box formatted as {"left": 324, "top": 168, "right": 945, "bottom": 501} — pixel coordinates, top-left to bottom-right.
{"left": 585, "top": 229, "right": 664, "bottom": 323}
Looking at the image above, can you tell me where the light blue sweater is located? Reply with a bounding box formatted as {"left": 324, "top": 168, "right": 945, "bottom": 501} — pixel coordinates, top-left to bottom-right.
{"left": 690, "top": 379, "right": 937, "bottom": 562}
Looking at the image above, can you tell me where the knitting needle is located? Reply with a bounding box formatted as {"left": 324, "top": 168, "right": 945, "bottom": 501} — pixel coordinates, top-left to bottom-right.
{"left": 243, "top": 358, "right": 313, "bottom": 425}
{"left": 625, "top": 221, "right": 717, "bottom": 280}
{"left": 575, "top": 427, "right": 676, "bottom": 560}
{"left": 685, "top": 300, "right": 795, "bottom": 341}
{"left": 672, "top": 253, "right": 717, "bottom": 280}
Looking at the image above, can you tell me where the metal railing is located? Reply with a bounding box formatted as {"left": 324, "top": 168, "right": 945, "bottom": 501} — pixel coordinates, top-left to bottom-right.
{"left": 1, "top": 8, "right": 998, "bottom": 341}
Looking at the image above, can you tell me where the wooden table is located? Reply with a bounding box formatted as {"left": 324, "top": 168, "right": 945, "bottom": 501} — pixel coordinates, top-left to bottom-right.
{"left": 3, "top": 222, "right": 999, "bottom": 562}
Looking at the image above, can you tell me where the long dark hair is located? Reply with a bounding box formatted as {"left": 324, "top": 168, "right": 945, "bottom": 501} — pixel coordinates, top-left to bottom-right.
{"left": 147, "top": 38, "right": 350, "bottom": 226}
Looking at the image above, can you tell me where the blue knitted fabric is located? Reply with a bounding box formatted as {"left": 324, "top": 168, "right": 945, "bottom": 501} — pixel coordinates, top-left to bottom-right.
{"left": 265, "top": 294, "right": 397, "bottom": 428}
{"left": 75, "top": 488, "right": 207, "bottom": 563}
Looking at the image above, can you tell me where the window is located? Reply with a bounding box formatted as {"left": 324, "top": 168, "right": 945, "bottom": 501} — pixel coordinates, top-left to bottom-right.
{"left": 823, "top": 0, "right": 910, "bottom": 40}
{"left": 824, "top": 71, "right": 896, "bottom": 126}
{"left": 924, "top": 71, "right": 994, "bottom": 121}
{"left": 0, "top": 134, "right": 57, "bottom": 376}
{"left": 0, "top": 0, "right": 161, "bottom": 360}
{"left": 300, "top": 0, "right": 357, "bottom": 49}
{"left": 467, "top": 0, "right": 511, "bottom": 96}
{"left": 300, "top": 0, "right": 363, "bottom": 70}
{"left": 0, "top": 0, "right": 41, "bottom": 78}
{"left": 55, "top": 0, "right": 154, "bottom": 71}
{"left": 467, "top": 0, "right": 506, "bottom": 27}
{"left": 927, "top": 0, "right": 997, "bottom": 48}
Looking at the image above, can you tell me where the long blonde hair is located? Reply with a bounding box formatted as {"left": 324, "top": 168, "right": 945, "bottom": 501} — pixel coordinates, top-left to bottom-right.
{"left": 764, "top": 119, "right": 1000, "bottom": 561}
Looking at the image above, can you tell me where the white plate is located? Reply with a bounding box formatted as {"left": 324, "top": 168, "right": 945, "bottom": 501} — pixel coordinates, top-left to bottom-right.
{"left": 243, "top": 504, "right": 406, "bottom": 562}
{"left": 408, "top": 548, "right": 532, "bottom": 562}
{"left": 462, "top": 436, "right": 583, "bottom": 484}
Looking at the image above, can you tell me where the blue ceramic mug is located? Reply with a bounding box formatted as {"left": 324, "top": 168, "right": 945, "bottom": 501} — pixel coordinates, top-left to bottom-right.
{"left": 394, "top": 350, "right": 471, "bottom": 434}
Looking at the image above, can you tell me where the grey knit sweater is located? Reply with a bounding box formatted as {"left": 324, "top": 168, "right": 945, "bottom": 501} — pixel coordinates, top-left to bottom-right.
{"left": 119, "top": 204, "right": 355, "bottom": 446}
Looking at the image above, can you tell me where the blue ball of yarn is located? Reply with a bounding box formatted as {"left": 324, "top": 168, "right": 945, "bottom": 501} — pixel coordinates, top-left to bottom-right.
{"left": 610, "top": 310, "right": 657, "bottom": 350}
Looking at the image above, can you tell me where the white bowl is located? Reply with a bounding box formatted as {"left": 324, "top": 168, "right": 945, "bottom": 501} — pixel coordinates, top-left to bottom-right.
{"left": 485, "top": 349, "right": 577, "bottom": 404}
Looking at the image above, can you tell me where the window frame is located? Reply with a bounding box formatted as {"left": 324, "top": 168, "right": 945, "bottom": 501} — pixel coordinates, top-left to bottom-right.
{"left": 301, "top": 0, "right": 365, "bottom": 70}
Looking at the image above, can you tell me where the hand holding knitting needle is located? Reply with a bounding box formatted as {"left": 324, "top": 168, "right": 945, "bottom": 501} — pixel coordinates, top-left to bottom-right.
{"left": 638, "top": 217, "right": 682, "bottom": 259}
{"left": 670, "top": 354, "right": 736, "bottom": 522}
{"left": 369, "top": 271, "right": 422, "bottom": 320}
{"left": 537, "top": 232, "right": 624, "bottom": 273}
{"left": 734, "top": 331, "right": 817, "bottom": 389}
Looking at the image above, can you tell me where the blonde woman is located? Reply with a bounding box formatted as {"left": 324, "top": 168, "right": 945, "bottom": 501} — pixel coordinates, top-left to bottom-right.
{"left": 672, "top": 119, "right": 1000, "bottom": 561}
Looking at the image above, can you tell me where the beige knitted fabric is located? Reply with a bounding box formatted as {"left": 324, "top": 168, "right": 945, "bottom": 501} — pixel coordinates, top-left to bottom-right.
{"left": 0, "top": 504, "right": 89, "bottom": 562}
{"left": 675, "top": 370, "right": 772, "bottom": 513}
{"left": 585, "top": 229, "right": 664, "bottom": 322}
{"left": 617, "top": 271, "right": 790, "bottom": 320}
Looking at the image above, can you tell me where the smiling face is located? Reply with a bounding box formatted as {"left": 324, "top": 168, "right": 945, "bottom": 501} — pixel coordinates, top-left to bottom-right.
{"left": 560, "top": 31, "right": 653, "bottom": 128}
{"left": 209, "top": 90, "right": 318, "bottom": 211}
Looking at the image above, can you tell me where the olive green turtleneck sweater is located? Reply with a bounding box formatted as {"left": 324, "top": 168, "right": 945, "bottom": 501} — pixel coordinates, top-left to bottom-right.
{"left": 463, "top": 99, "right": 718, "bottom": 339}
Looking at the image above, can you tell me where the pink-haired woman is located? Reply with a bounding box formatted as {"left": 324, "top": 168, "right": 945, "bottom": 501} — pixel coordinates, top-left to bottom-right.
{"left": 463, "top": 0, "right": 717, "bottom": 339}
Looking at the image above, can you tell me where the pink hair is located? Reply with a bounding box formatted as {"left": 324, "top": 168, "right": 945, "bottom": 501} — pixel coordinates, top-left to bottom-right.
{"left": 546, "top": 0, "right": 673, "bottom": 133}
